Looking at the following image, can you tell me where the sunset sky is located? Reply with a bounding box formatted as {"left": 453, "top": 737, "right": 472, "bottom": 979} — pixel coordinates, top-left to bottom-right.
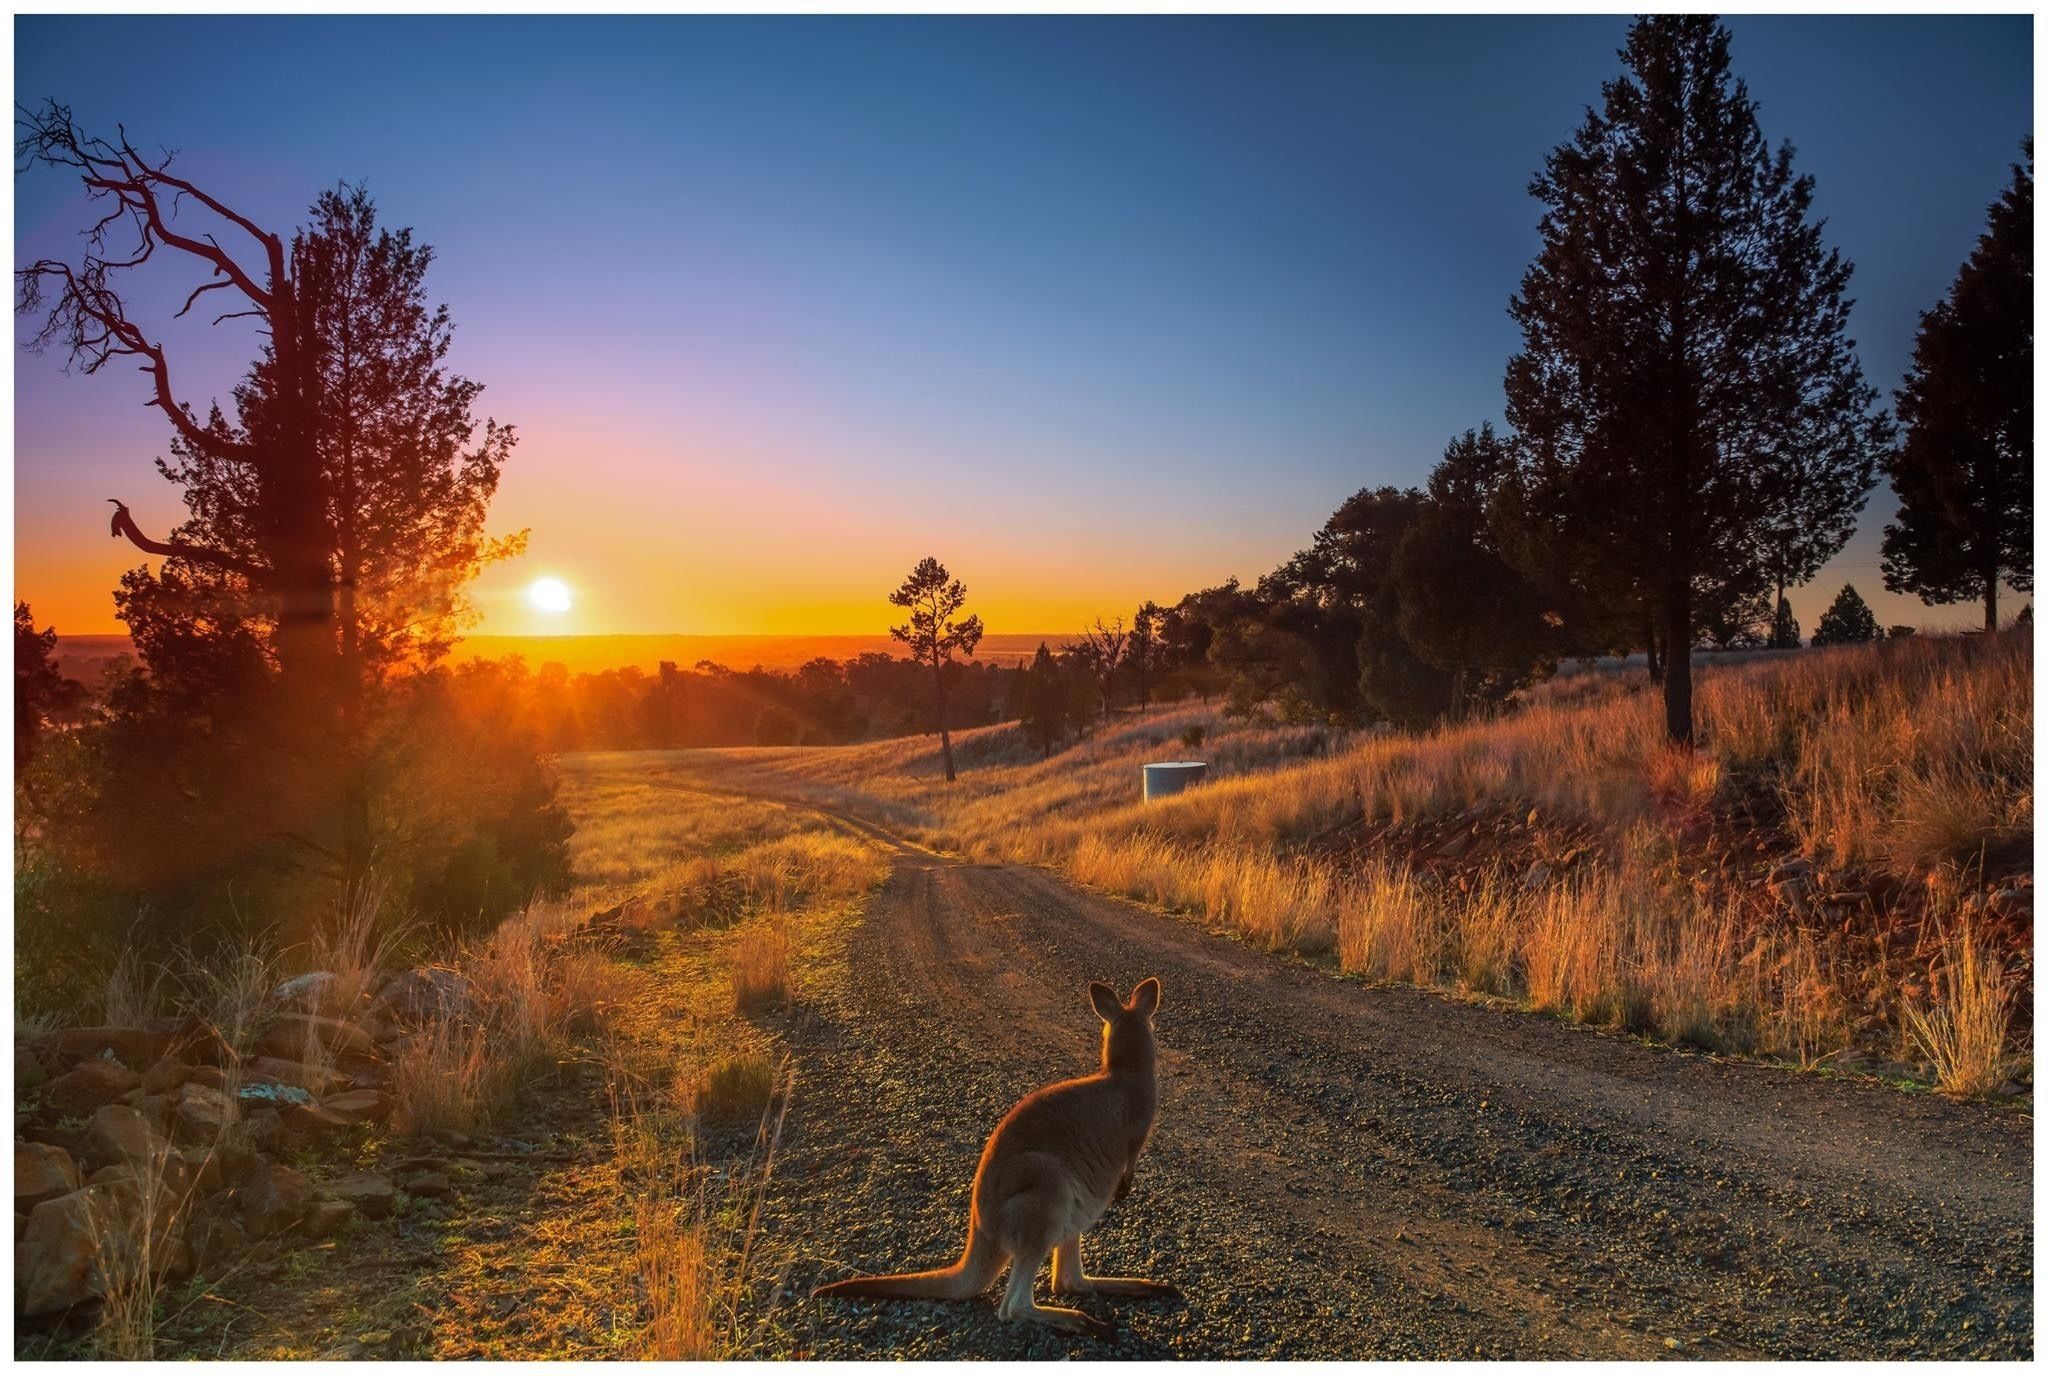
{"left": 13, "top": 14, "right": 2033, "bottom": 641}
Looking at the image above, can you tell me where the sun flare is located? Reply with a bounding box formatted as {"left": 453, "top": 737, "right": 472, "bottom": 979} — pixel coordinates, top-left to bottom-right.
{"left": 527, "top": 576, "right": 574, "bottom": 614}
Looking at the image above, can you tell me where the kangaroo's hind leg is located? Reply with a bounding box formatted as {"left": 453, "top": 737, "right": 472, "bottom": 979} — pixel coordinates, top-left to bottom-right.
{"left": 1052, "top": 1235, "right": 1180, "bottom": 1299}
{"left": 996, "top": 1243, "right": 1113, "bottom": 1337}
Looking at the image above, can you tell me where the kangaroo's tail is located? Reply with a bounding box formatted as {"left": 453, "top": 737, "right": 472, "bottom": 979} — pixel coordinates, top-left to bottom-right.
{"left": 814, "top": 1228, "right": 1003, "bottom": 1301}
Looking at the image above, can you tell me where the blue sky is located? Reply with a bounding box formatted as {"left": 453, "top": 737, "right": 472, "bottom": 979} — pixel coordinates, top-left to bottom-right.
{"left": 13, "top": 14, "right": 2033, "bottom": 636}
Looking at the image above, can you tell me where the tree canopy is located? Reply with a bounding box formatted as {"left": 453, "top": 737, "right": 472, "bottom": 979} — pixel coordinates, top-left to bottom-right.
{"left": 1881, "top": 145, "right": 2033, "bottom": 632}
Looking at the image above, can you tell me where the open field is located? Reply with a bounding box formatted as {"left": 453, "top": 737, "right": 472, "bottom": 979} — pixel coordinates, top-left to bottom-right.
{"left": 17, "top": 663, "right": 2032, "bottom": 1359}
{"left": 659, "top": 630, "right": 2033, "bottom": 1089}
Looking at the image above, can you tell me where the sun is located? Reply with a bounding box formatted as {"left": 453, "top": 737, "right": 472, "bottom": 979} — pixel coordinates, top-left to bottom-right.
{"left": 527, "top": 576, "right": 573, "bottom": 614}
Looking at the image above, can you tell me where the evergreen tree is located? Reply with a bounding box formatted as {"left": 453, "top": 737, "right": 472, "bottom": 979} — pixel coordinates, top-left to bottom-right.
{"left": 887, "top": 557, "right": 983, "bottom": 783}
{"left": 1811, "top": 584, "right": 1881, "bottom": 646}
{"left": 1017, "top": 643, "right": 1070, "bottom": 759}
{"left": 1504, "top": 17, "right": 1886, "bottom": 744}
{"left": 1390, "top": 425, "right": 1557, "bottom": 716}
{"left": 14, "top": 602, "right": 84, "bottom": 775}
{"left": 1768, "top": 596, "right": 1802, "bottom": 650}
{"left": 1882, "top": 146, "right": 2033, "bottom": 632}
{"left": 18, "top": 110, "right": 550, "bottom": 921}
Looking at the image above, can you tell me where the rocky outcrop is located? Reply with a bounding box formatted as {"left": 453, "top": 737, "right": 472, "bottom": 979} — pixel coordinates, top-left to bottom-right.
{"left": 16, "top": 1191, "right": 103, "bottom": 1317}
{"left": 43, "top": 1058, "right": 142, "bottom": 1117}
{"left": 375, "top": 967, "right": 476, "bottom": 1024}
{"left": 15, "top": 1143, "right": 81, "bottom": 1213}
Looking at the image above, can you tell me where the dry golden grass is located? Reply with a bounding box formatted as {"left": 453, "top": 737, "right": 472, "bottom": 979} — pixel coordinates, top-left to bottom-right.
{"left": 730, "top": 922, "right": 792, "bottom": 1012}
{"left": 1904, "top": 919, "right": 2015, "bottom": 1097}
{"left": 673, "top": 630, "right": 2029, "bottom": 1076}
{"left": 611, "top": 1049, "right": 793, "bottom": 1358}
{"left": 390, "top": 898, "right": 609, "bottom": 1136}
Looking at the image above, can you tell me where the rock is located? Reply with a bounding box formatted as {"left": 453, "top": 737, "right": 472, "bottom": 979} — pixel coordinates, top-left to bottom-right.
{"left": 237, "top": 1108, "right": 284, "bottom": 1156}
{"left": 317, "top": 1172, "right": 397, "bottom": 1220}
{"left": 398, "top": 1170, "right": 452, "bottom": 1200}
{"left": 1523, "top": 861, "right": 1552, "bottom": 890}
{"left": 86, "top": 1104, "right": 173, "bottom": 1173}
{"left": 131, "top": 1093, "right": 174, "bottom": 1137}
{"left": 187, "top": 1196, "right": 247, "bottom": 1276}
{"left": 1774, "top": 877, "right": 1811, "bottom": 918}
{"left": 235, "top": 1161, "right": 312, "bottom": 1240}
{"left": 171, "top": 1081, "right": 238, "bottom": 1144}
{"left": 237, "top": 1081, "right": 316, "bottom": 1117}
{"left": 375, "top": 967, "right": 476, "bottom": 1025}
{"left": 16, "top": 1046, "right": 48, "bottom": 1091}
{"left": 137, "top": 1015, "right": 229, "bottom": 1067}
{"left": 280, "top": 1101, "right": 352, "bottom": 1137}
{"left": 272, "top": 971, "right": 344, "bottom": 1015}
{"left": 322, "top": 1088, "right": 392, "bottom": 1125}
{"left": 247, "top": 1056, "right": 351, "bottom": 1096}
{"left": 186, "top": 1064, "right": 229, "bottom": 1092}
{"left": 1434, "top": 829, "right": 1473, "bottom": 859}
{"left": 177, "top": 1147, "right": 225, "bottom": 1196}
{"left": 1768, "top": 857, "right": 1815, "bottom": 885}
{"left": 16, "top": 1191, "right": 103, "bottom": 1316}
{"left": 259, "top": 1014, "right": 376, "bottom": 1062}
{"left": 36, "top": 1026, "right": 170, "bottom": 1072}
{"left": 1990, "top": 887, "right": 2033, "bottom": 914}
{"left": 299, "top": 1199, "right": 356, "bottom": 1239}
{"left": 140, "top": 1056, "right": 194, "bottom": 1095}
{"left": 16, "top": 1143, "right": 81, "bottom": 1212}
{"left": 44, "top": 1058, "right": 143, "bottom": 1117}
{"left": 19, "top": 1122, "right": 89, "bottom": 1162}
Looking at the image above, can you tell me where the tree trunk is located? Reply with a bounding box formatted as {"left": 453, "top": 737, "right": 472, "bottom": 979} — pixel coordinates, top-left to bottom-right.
{"left": 1985, "top": 568, "right": 2000, "bottom": 634}
{"left": 1663, "top": 584, "right": 1694, "bottom": 746}
{"left": 1645, "top": 619, "right": 1663, "bottom": 684}
{"left": 933, "top": 660, "right": 956, "bottom": 783}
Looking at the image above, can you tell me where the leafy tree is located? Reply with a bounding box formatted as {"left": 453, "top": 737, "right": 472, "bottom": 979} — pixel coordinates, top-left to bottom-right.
{"left": 1503, "top": 17, "right": 1886, "bottom": 744}
{"left": 1882, "top": 146, "right": 2033, "bottom": 632}
{"left": 14, "top": 603, "right": 83, "bottom": 775}
{"left": 1696, "top": 582, "right": 1771, "bottom": 651}
{"left": 16, "top": 109, "right": 556, "bottom": 942}
{"left": 1811, "top": 584, "right": 1881, "bottom": 646}
{"left": 1072, "top": 617, "right": 1129, "bottom": 722}
{"left": 1016, "top": 643, "right": 1071, "bottom": 759}
{"left": 887, "top": 556, "right": 984, "bottom": 782}
{"left": 1129, "top": 601, "right": 1163, "bottom": 707}
{"left": 1768, "top": 596, "right": 1802, "bottom": 650}
{"left": 1390, "top": 426, "right": 1557, "bottom": 716}
{"left": 639, "top": 661, "right": 688, "bottom": 748}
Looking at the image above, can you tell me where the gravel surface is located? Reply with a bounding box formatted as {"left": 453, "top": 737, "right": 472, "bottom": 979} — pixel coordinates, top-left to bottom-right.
{"left": 749, "top": 815, "right": 2032, "bottom": 1359}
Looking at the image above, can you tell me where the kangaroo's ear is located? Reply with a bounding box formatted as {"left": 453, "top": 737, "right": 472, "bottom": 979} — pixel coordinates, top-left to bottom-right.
{"left": 1131, "top": 977, "right": 1162, "bottom": 1018}
{"left": 1088, "top": 981, "right": 1123, "bottom": 1022}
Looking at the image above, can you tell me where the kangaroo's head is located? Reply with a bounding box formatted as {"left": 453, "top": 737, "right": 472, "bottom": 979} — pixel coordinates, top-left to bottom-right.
{"left": 1090, "top": 977, "right": 1162, "bottom": 1078}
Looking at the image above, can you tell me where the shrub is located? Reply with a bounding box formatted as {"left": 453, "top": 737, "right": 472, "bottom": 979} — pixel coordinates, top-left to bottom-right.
{"left": 731, "top": 923, "right": 792, "bottom": 1012}
{"left": 688, "top": 1050, "right": 777, "bottom": 1122}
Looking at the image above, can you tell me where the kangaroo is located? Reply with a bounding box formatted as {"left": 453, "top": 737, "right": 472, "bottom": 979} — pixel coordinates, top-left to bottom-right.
{"left": 815, "top": 977, "right": 1174, "bottom": 1337}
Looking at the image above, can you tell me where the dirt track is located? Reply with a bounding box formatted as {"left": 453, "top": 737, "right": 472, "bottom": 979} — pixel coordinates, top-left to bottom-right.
{"left": 753, "top": 804, "right": 2032, "bottom": 1359}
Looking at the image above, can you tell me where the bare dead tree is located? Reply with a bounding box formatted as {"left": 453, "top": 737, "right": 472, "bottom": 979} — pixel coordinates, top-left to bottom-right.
{"left": 1074, "top": 616, "right": 1128, "bottom": 722}
{"left": 16, "top": 101, "right": 333, "bottom": 684}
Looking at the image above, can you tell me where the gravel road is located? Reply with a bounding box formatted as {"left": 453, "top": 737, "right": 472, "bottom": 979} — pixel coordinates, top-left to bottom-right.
{"left": 748, "top": 809, "right": 2032, "bottom": 1359}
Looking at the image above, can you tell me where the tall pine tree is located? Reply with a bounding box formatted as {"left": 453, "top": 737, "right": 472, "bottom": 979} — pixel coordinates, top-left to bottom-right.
{"left": 1504, "top": 16, "right": 1886, "bottom": 744}
{"left": 1881, "top": 145, "right": 2033, "bottom": 632}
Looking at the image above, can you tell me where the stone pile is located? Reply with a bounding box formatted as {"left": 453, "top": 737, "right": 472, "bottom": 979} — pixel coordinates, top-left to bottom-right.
{"left": 14, "top": 966, "right": 473, "bottom": 1327}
